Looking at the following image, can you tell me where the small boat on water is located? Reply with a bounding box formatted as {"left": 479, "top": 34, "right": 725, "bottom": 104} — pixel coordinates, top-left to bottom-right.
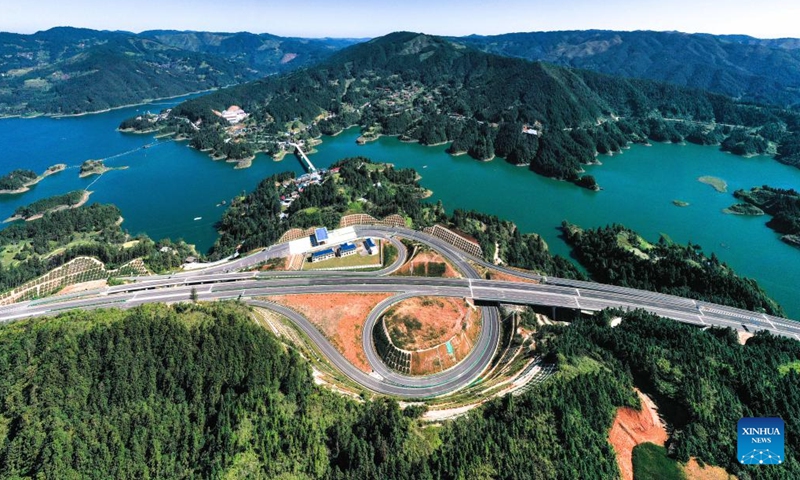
{"left": 194, "top": 217, "right": 202, "bottom": 221}
{"left": 422, "top": 165, "right": 428, "bottom": 168}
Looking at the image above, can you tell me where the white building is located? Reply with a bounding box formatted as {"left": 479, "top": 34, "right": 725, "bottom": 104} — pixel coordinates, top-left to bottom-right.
{"left": 218, "top": 105, "right": 248, "bottom": 124}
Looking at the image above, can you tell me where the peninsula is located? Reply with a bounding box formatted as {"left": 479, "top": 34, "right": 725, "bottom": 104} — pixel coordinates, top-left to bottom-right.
{"left": 0, "top": 164, "right": 67, "bottom": 194}
{"left": 4, "top": 190, "right": 92, "bottom": 222}
{"left": 120, "top": 31, "right": 800, "bottom": 191}
{"left": 734, "top": 186, "right": 800, "bottom": 248}
{"left": 723, "top": 203, "right": 764, "bottom": 215}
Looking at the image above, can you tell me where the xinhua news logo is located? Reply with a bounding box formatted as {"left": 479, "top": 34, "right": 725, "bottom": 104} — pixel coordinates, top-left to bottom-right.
{"left": 738, "top": 417, "right": 785, "bottom": 465}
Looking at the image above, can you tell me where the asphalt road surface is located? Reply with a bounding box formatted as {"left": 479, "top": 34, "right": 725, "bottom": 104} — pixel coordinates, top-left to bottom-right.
{"left": 0, "top": 225, "right": 796, "bottom": 398}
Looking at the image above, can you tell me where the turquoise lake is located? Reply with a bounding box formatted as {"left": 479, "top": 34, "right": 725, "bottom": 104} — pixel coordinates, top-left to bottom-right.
{"left": 1, "top": 97, "right": 799, "bottom": 317}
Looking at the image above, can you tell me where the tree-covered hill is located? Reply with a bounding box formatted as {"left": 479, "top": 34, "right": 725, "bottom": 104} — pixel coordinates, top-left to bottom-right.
{"left": 139, "top": 30, "right": 361, "bottom": 72}
{"left": 454, "top": 30, "right": 800, "bottom": 108}
{"left": 540, "top": 309, "right": 800, "bottom": 479}
{"left": 0, "top": 202, "right": 196, "bottom": 292}
{"left": 561, "top": 222, "right": 784, "bottom": 316}
{"left": 2, "top": 302, "right": 797, "bottom": 478}
{"left": 0, "top": 27, "right": 359, "bottom": 116}
{"left": 734, "top": 186, "right": 800, "bottom": 247}
{"left": 162, "top": 31, "right": 800, "bottom": 186}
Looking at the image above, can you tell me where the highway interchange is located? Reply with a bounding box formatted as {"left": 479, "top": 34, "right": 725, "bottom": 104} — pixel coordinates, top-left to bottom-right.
{"left": 0, "top": 225, "right": 797, "bottom": 398}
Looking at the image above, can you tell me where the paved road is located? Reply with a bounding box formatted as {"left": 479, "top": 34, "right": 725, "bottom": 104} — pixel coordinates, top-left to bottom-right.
{"left": 1, "top": 225, "right": 797, "bottom": 399}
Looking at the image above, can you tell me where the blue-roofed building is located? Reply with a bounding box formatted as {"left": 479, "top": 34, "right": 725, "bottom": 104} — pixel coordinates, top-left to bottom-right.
{"left": 311, "top": 248, "right": 335, "bottom": 262}
{"left": 364, "top": 238, "right": 377, "bottom": 255}
{"left": 312, "top": 227, "right": 329, "bottom": 246}
{"left": 339, "top": 243, "right": 357, "bottom": 257}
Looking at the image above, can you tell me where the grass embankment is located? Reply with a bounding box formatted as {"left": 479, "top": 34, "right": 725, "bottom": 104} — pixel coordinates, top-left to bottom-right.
{"left": 632, "top": 443, "right": 685, "bottom": 480}
{"left": 303, "top": 250, "right": 382, "bottom": 270}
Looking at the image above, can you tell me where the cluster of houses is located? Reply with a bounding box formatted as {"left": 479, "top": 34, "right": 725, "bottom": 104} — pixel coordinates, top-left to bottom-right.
{"left": 136, "top": 109, "right": 172, "bottom": 124}
{"left": 278, "top": 170, "right": 326, "bottom": 209}
{"left": 308, "top": 227, "right": 378, "bottom": 263}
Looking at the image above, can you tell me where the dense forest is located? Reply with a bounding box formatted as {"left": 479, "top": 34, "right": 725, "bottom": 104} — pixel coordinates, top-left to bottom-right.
{"left": 454, "top": 30, "right": 800, "bottom": 107}
{"left": 540, "top": 309, "right": 800, "bottom": 479}
{"left": 561, "top": 222, "right": 784, "bottom": 315}
{"left": 0, "top": 27, "right": 358, "bottom": 116}
{"left": 11, "top": 190, "right": 84, "bottom": 219}
{"left": 2, "top": 301, "right": 796, "bottom": 478}
{"left": 0, "top": 203, "right": 197, "bottom": 292}
{"left": 152, "top": 32, "right": 800, "bottom": 187}
{"left": 0, "top": 301, "right": 631, "bottom": 479}
{"left": 0, "top": 169, "right": 38, "bottom": 191}
{"left": 734, "top": 186, "right": 800, "bottom": 247}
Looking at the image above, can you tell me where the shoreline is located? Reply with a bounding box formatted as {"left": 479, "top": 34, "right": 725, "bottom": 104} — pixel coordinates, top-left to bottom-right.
{"left": 79, "top": 165, "right": 129, "bottom": 178}
{"left": 0, "top": 88, "right": 218, "bottom": 121}
{"left": 0, "top": 164, "right": 67, "bottom": 195}
{"left": 4, "top": 190, "right": 93, "bottom": 223}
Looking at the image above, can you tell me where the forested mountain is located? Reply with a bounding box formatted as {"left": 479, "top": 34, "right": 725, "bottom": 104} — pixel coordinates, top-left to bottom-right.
{"left": 0, "top": 27, "right": 359, "bottom": 115}
{"left": 139, "top": 30, "right": 361, "bottom": 71}
{"left": 162, "top": 31, "right": 800, "bottom": 186}
{"left": 2, "top": 302, "right": 797, "bottom": 478}
{"left": 454, "top": 30, "right": 800, "bottom": 107}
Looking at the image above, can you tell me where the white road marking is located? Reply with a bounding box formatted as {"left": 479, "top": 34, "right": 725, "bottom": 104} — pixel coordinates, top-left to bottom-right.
{"left": 768, "top": 319, "right": 777, "bottom": 329}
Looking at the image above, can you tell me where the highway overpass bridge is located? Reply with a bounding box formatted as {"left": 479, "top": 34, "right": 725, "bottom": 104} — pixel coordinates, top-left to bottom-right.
{"left": 0, "top": 225, "right": 796, "bottom": 398}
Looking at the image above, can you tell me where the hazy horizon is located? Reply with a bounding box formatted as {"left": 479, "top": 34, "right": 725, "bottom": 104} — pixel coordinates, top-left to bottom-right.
{"left": 4, "top": 25, "right": 800, "bottom": 42}
{"left": 2, "top": 0, "right": 799, "bottom": 40}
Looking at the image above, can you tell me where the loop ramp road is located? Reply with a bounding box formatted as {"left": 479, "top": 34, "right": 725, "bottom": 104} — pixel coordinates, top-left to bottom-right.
{"left": 0, "top": 225, "right": 797, "bottom": 398}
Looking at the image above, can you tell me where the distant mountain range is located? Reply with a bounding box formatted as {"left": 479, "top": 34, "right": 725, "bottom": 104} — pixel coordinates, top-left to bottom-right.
{"left": 4, "top": 27, "right": 800, "bottom": 117}
{"left": 453, "top": 30, "right": 800, "bottom": 107}
{"left": 0, "top": 27, "right": 361, "bottom": 116}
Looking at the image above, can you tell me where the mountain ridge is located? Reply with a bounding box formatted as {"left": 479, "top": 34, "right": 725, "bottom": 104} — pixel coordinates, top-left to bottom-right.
{"left": 452, "top": 29, "right": 800, "bottom": 107}
{"left": 0, "top": 27, "right": 361, "bottom": 116}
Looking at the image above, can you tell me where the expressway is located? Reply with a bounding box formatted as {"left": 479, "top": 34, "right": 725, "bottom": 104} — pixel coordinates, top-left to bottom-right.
{"left": 0, "top": 225, "right": 797, "bottom": 398}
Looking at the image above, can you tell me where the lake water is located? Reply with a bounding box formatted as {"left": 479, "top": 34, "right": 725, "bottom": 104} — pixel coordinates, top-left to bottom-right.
{"left": 1, "top": 98, "right": 799, "bottom": 317}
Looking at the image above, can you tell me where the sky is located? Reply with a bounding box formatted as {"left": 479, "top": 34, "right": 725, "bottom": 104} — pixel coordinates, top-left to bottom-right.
{"left": 2, "top": 0, "right": 799, "bottom": 39}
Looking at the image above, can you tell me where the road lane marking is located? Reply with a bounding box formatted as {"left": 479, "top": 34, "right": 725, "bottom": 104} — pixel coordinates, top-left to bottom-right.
{"left": 768, "top": 319, "right": 777, "bottom": 329}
